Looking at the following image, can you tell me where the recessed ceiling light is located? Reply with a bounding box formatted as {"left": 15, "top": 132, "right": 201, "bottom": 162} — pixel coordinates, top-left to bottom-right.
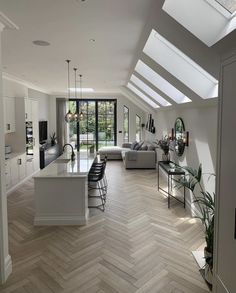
{"left": 33, "top": 40, "right": 50, "bottom": 46}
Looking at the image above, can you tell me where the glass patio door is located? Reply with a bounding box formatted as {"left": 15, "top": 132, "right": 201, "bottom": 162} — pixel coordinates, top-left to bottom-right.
{"left": 97, "top": 101, "right": 116, "bottom": 149}
{"left": 68, "top": 99, "right": 116, "bottom": 152}
{"left": 78, "top": 101, "right": 96, "bottom": 152}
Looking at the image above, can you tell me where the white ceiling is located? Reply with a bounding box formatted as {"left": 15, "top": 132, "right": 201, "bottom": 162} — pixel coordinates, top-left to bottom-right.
{"left": 0, "top": 0, "right": 154, "bottom": 95}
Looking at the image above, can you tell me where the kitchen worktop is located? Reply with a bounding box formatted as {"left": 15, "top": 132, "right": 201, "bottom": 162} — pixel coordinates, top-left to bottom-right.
{"left": 34, "top": 151, "right": 96, "bottom": 178}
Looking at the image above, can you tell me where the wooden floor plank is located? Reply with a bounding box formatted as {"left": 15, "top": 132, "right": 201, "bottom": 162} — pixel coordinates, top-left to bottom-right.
{"left": 0, "top": 161, "right": 209, "bottom": 292}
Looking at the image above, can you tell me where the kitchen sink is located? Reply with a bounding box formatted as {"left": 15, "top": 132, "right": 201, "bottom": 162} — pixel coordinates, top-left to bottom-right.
{"left": 54, "top": 158, "right": 70, "bottom": 164}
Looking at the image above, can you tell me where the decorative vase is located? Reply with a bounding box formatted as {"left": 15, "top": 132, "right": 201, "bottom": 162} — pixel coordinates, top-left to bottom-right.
{"left": 51, "top": 140, "right": 55, "bottom": 146}
{"left": 162, "top": 152, "right": 170, "bottom": 163}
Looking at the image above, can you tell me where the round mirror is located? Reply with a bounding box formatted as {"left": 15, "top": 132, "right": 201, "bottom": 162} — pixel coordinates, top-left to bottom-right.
{"left": 174, "top": 117, "right": 185, "bottom": 157}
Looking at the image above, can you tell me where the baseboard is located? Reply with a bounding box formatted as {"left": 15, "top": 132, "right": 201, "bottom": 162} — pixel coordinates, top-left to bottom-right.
{"left": 6, "top": 168, "right": 39, "bottom": 196}
{"left": 1, "top": 254, "right": 12, "bottom": 283}
{"left": 34, "top": 212, "right": 89, "bottom": 226}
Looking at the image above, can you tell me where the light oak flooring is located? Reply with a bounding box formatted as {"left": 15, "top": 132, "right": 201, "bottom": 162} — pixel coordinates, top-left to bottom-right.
{"left": 0, "top": 161, "right": 209, "bottom": 293}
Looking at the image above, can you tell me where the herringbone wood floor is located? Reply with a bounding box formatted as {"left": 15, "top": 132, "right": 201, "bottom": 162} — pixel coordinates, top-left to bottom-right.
{"left": 0, "top": 161, "right": 209, "bottom": 293}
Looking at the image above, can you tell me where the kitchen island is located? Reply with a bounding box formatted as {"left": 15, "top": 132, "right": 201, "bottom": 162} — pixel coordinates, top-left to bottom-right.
{"left": 33, "top": 151, "right": 95, "bottom": 226}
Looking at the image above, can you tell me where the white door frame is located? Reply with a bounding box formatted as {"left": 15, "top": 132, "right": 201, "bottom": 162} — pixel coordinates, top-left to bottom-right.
{"left": 0, "top": 12, "right": 18, "bottom": 284}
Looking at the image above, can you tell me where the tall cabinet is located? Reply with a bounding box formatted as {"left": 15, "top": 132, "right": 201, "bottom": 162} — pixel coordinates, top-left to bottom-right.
{"left": 214, "top": 51, "right": 236, "bottom": 292}
{"left": 25, "top": 98, "right": 39, "bottom": 174}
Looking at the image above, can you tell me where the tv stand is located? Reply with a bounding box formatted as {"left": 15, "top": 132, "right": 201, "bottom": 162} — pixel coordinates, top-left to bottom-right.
{"left": 39, "top": 143, "right": 60, "bottom": 169}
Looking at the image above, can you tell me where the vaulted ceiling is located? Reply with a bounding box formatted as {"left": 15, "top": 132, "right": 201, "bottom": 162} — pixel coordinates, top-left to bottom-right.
{"left": 0, "top": 0, "right": 235, "bottom": 111}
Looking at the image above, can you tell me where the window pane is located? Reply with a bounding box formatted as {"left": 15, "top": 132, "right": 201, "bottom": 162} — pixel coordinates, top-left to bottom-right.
{"left": 136, "top": 115, "right": 141, "bottom": 142}
{"left": 123, "top": 106, "right": 129, "bottom": 142}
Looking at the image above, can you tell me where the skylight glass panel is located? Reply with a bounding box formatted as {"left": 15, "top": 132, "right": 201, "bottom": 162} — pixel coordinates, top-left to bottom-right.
{"left": 130, "top": 75, "right": 171, "bottom": 107}
{"left": 143, "top": 29, "right": 219, "bottom": 99}
{"left": 215, "top": 0, "right": 236, "bottom": 13}
{"left": 135, "top": 60, "right": 192, "bottom": 104}
{"left": 127, "top": 83, "right": 160, "bottom": 109}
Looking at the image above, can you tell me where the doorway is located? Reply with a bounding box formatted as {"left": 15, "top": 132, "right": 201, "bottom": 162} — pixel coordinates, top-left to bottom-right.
{"left": 68, "top": 99, "right": 117, "bottom": 152}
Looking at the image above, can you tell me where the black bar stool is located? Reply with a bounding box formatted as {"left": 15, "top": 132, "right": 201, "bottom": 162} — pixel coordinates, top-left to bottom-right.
{"left": 88, "top": 159, "right": 107, "bottom": 211}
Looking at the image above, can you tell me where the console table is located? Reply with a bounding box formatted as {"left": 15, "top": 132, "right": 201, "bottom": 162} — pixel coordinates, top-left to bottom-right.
{"left": 157, "top": 161, "right": 186, "bottom": 208}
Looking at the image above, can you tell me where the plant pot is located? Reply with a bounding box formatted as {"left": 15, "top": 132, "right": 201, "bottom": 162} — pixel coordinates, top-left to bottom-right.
{"left": 51, "top": 140, "right": 56, "bottom": 146}
{"left": 204, "top": 263, "right": 213, "bottom": 285}
{"left": 162, "top": 152, "right": 170, "bottom": 163}
{"left": 204, "top": 247, "right": 213, "bottom": 285}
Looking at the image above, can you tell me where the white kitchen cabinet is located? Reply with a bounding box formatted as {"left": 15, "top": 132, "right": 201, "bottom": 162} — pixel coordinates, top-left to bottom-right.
{"left": 25, "top": 98, "right": 32, "bottom": 122}
{"left": 10, "top": 157, "right": 19, "bottom": 186}
{"left": 4, "top": 97, "right": 16, "bottom": 133}
{"left": 18, "top": 154, "right": 26, "bottom": 180}
{"left": 8, "top": 153, "right": 26, "bottom": 189}
{"left": 31, "top": 99, "right": 39, "bottom": 171}
{"left": 5, "top": 161, "right": 11, "bottom": 190}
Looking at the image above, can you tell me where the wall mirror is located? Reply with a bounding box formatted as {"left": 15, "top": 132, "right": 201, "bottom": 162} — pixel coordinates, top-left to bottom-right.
{"left": 174, "top": 117, "right": 185, "bottom": 156}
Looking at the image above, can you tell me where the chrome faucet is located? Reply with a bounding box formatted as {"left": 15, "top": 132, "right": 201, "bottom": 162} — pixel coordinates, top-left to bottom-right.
{"left": 63, "top": 143, "right": 75, "bottom": 161}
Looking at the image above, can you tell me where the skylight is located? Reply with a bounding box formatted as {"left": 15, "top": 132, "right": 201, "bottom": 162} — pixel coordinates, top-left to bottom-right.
{"left": 143, "top": 30, "right": 218, "bottom": 99}
{"left": 163, "top": 0, "right": 236, "bottom": 46}
{"left": 69, "top": 88, "right": 94, "bottom": 93}
{"left": 127, "top": 83, "right": 160, "bottom": 109}
{"left": 215, "top": 0, "right": 236, "bottom": 14}
{"left": 135, "top": 60, "right": 192, "bottom": 104}
{"left": 130, "top": 75, "right": 171, "bottom": 106}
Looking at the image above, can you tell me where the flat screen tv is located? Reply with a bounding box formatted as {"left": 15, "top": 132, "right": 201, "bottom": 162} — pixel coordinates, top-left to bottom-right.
{"left": 39, "top": 121, "right": 48, "bottom": 144}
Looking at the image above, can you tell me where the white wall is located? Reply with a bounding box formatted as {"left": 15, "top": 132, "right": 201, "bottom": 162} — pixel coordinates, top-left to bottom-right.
{"left": 28, "top": 89, "right": 50, "bottom": 122}
{"left": 49, "top": 94, "right": 146, "bottom": 147}
{"left": 155, "top": 104, "right": 217, "bottom": 212}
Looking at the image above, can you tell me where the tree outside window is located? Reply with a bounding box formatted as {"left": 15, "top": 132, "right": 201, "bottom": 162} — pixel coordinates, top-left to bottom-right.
{"left": 136, "top": 115, "right": 141, "bottom": 142}
{"left": 123, "top": 106, "right": 129, "bottom": 142}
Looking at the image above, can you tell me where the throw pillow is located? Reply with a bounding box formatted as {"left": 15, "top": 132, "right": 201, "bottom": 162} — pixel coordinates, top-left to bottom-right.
{"left": 147, "top": 145, "right": 155, "bottom": 151}
{"left": 140, "top": 145, "right": 148, "bottom": 151}
{"left": 130, "top": 141, "right": 138, "bottom": 150}
{"left": 135, "top": 141, "right": 144, "bottom": 150}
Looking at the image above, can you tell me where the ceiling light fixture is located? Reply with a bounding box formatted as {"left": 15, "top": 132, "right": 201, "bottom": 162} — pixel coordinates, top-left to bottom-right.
{"left": 65, "top": 60, "right": 74, "bottom": 123}
{"left": 33, "top": 40, "right": 50, "bottom": 46}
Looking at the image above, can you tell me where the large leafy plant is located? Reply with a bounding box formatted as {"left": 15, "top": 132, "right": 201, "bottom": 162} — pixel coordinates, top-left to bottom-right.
{"left": 154, "top": 136, "right": 171, "bottom": 155}
{"left": 174, "top": 163, "right": 215, "bottom": 270}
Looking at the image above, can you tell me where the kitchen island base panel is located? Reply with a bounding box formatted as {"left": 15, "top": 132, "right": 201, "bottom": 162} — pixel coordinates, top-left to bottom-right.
{"left": 34, "top": 177, "right": 88, "bottom": 226}
{"left": 34, "top": 211, "right": 89, "bottom": 226}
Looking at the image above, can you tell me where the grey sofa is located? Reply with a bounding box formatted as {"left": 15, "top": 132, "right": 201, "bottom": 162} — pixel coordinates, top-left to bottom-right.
{"left": 121, "top": 149, "right": 156, "bottom": 169}
{"left": 99, "top": 142, "right": 156, "bottom": 169}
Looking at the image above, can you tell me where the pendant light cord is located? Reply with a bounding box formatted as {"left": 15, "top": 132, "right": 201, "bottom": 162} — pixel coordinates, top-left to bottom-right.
{"left": 66, "top": 60, "right": 71, "bottom": 101}
{"left": 80, "top": 74, "right": 82, "bottom": 100}
{"left": 74, "top": 68, "right": 77, "bottom": 99}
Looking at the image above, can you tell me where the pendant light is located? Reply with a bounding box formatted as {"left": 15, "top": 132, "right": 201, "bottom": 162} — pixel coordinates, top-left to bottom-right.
{"left": 79, "top": 74, "right": 84, "bottom": 120}
{"left": 65, "top": 59, "right": 74, "bottom": 123}
{"left": 73, "top": 67, "right": 79, "bottom": 122}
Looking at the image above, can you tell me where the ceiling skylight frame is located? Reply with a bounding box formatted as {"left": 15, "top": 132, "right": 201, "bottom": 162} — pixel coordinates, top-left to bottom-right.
{"left": 127, "top": 82, "right": 160, "bottom": 109}
{"left": 135, "top": 60, "right": 192, "bottom": 104}
{"left": 143, "top": 29, "right": 219, "bottom": 99}
{"left": 205, "top": 0, "right": 233, "bottom": 18}
{"left": 130, "top": 74, "right": 171, "bottom": 107}
{"left": 163, "top": 0, "right": 236, "bottom": 46}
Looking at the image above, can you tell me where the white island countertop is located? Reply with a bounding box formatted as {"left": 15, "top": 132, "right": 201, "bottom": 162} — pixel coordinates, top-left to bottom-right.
{"left": 34, "top": 151, "right": 96, "bottom": 179}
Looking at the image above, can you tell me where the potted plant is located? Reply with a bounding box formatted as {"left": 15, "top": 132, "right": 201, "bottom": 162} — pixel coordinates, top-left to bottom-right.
{"left": 154, "top": 136, "right": 171, "bottom": 163}
{"left": 174, "top": 163, "right": 215, "bottom": 285}
{"left": 50, "top": 132, "right": 57, "bottom": 146}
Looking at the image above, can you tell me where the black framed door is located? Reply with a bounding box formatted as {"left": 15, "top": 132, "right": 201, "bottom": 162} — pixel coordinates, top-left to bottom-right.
{"left": 68, "top": 99, "right": 117, "bottom": 151}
